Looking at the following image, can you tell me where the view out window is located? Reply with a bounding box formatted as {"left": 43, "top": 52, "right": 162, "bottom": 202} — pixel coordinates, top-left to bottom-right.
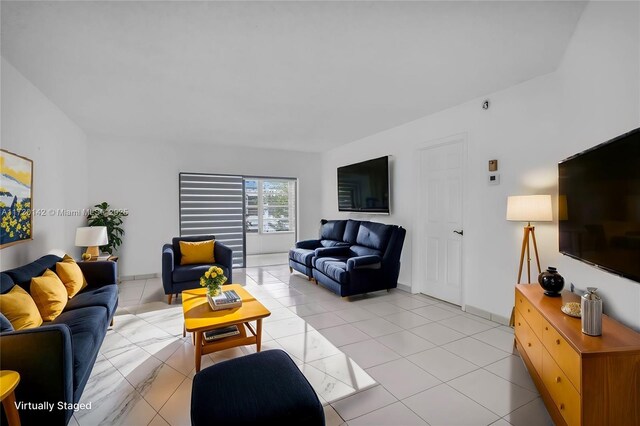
{"left": 244, "top": 179, "right": 296, "bottom": 234}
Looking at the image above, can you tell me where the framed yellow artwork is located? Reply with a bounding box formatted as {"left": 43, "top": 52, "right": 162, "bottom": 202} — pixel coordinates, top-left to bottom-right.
{"left": 0, "top": 149, "right": 33, "bottom": 248}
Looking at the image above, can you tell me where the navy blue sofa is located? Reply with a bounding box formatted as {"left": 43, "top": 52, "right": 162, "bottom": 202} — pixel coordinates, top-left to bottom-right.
{"left": 290, "top": 219, "right": 406, "bottom": 297}
{"left": 0, "top": 255, "right": 118, "bottom": 425}
{"left": 162, "top": 235, "right": 233, "bottom": 304}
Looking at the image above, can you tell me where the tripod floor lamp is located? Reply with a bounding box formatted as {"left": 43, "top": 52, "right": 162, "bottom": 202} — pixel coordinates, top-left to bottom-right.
{"left": 507, "top": 195, "right": 553, "bottom": 284}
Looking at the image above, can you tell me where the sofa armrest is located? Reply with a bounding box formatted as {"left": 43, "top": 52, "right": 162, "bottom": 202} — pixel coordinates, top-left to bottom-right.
{"left": 295, "top": 239, "right": 321, "bottom": 250}
{"left": 314, "top": 246, "right": 350, "bottom": 258}
{"left": 347, "top": 255, "right": 382, "bottom": 272}
{"left": 162, "top": 244, "right": 175, "bottom": 293}
{"left": 78, "top": 261, "right": 117, "bottom": 288}
{"left": 214, "top": 241, "right": 233, "bottom": 283}
{"left": 0, "top": 325, "right": 74, "bottom": 424}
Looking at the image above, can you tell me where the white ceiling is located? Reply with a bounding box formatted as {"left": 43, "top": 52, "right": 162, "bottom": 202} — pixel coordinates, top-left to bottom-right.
{"left": 1, "top": 1, "right": 586, "bottom": 152}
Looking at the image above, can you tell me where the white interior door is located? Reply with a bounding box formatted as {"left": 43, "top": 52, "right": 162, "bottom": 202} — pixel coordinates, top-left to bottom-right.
{"left": 419, "top": 140, "right": 464, "bottom": 305}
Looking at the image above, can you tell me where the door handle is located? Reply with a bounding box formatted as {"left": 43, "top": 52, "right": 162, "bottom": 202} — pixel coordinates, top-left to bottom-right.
{"left": 453, "top": 230, "right": 464, "bottom": 236}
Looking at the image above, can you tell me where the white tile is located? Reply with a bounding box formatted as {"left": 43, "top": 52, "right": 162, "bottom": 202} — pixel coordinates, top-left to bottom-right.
{"left": 490, "top": 419, "right": 513, "bottom": 426}
{"left": 473, "top": 328, "right": 517, "bottom": 353}
{"left": 485, "top": 355, "right": 537, "bottom": 392}
{"left": 448, "top": 369, "right": 538, "bottom": 417}
{"left": 264, "top": 316, "right": 314, "bottom": 339}
{"left": 308, "top": 353, "right": 377, "bottom": 391}
{"left": 340, "top": 339, "right": 400, "bottom": 369}
{"left": 442, "top": 337, "right": 511, "bottom": 367}
{"left": 148, "top": 414, "right": 171, "bottom": 426}
{"left": 404, "top": 384, "right": 500, "bottom": 426}
{"left": 361, "top": 301, "right": 406, "bottom": 316}
{"left": 264, "top": 306, "right": 297, "bottom": 323}
{"left": 410, "top": 322, "right": 466, "bottom": 345}
{"left": 164, "top": 341, "right": 198, "bottom": 375}
{"left": 349, "top": 402, "right": 428, "bottom": 426}
{"left": 331, "top": 385, "right": 397, "bottom": 421}
{"left": 323, "top": 405, "right": 345, "bottom": 426}
{"left": 408, "top": 347, "right": 478, "bottom": 381}
{"left": 288, "top": 303, "right": 329, "bottom": 317}
{"left": 275, "top": 293, "right": 313, "bottom": 307}
{"left": 298, "top": 363, "right": 358, "bottom": 403}
{"left": 388, "top": 297, "right": 432, "bottom": 310}
{"left": 411, "top": 305, "right": 461, "bottom": 321}
{"left": 375, "top": 330, "right": 435, "bottom": 357}
{"left": 304, "top": 312, "right": 347, "bottom": 330}
{"left": 276, "top": 329, "right": 342, "bottom": 362}
{"left": 124, "top": 360, "right": 185, "bottom": 411}
{"left": 366, "top": 358, "right": 441, "bottom": 399}
{"left": 383, "top": 311, "right": 431, "bottom": 329}
{"left": 352, "top": 317, "right": 403, "bottom": 338}
{"left": 438, "top": 315, "right": 497, "bottom": 335}
{"left": 320, "top": 324, "right": 371, "bottom": 347}
{"left": 158, "top": 377, "right": 193, "bottom": 426}
{"left": 334, "top": 306, "right": 377, "bottom": 322}
{"left": 505, "top": 397, "right": 554, "bottom": 426}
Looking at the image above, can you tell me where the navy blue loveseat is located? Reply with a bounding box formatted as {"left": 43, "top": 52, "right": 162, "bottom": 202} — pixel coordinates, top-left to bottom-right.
{"left": 290, "top": 219, "right": 406, "bottom": 297}
{"left": 0, "top": 255, "right": 118, "bottom": 425}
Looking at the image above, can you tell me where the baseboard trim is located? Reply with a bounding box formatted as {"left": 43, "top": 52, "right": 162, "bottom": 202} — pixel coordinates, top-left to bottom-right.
{"left": 120, "top": 273, "right": 159, "bottom": 282}
{"left": 397, "top": 282, "right": 412, "bottom": 293}
{"left": 465, "top": 304, "right": 510, "bottom": 325}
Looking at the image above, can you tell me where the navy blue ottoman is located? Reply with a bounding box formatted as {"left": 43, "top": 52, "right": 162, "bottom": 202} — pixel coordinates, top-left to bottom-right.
{"left": 191, "top": 349, "right": 325, "bottom": 425}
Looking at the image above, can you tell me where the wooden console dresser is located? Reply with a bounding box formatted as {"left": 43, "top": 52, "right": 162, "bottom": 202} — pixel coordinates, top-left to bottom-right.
{"left": 514, "top": 284, "right": 640, "bottom": 426}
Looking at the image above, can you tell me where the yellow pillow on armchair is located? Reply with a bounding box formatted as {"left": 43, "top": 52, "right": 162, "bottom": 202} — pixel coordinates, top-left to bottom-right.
{"left": 180, "top": 240, "right": 216, "bottom": 265}
{"left": 30, "top": 269, "right": 68, "bottom": 321}
{"left": 0, "top": 285, "right": 43, "bottom": 330}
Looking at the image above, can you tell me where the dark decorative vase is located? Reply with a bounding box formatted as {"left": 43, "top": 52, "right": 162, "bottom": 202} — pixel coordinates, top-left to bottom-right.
{"left": 538, "top": 267, "right": 565, "bottom": 297}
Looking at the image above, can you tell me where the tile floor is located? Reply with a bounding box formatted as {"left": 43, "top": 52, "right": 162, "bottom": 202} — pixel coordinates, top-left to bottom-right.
{"left": 74, "top": 264, "right": 554, "bottom": 426}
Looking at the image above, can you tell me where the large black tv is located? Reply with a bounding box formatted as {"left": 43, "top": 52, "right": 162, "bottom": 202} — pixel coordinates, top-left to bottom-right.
{"left": 559, "top": 127, "right": 640, "bottom": 283}
{"left": 338, "top": 156, "right": 390, "bottom": 213}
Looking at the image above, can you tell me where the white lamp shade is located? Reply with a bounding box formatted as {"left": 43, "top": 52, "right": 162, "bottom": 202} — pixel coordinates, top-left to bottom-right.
{"left": 506, "top": 195, "right": 553, "bottom": 222}
{"left": 75, "top": 226, "right": 108, "bottom": 247}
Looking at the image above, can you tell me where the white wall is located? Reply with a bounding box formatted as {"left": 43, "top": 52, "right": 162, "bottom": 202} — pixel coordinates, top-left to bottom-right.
{"left": 321, "top": 1, "right": 640, "bottom": 329}
{"left": 86, "top": 138, "right": 322, "bottom": 276}
{"left": 1, "top": 58, "right": 89, "bottom": 270}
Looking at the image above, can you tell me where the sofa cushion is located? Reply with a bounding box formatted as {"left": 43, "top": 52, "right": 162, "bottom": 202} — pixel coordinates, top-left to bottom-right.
{"left": 179, "top": 240, "right": 216, "bottom": 265}
{"left": 289, "top": 248, "right": 315, "bottom": 267}
{"left": 319, "top": 239, "right": 348, "bottom": 248}
{"left": 356, "top": 221, "right": 392, "bottom": 251}
{"left": 320, "top": 220, "right": 347, "bottom": 241}
{"left": 52, "top": 306, "right": 109, "bottom": 392}
{"left": 65, "top": 285, "right": 119, "bottom": 318}
{"left": 0, "top": 285, "right": 43, "bottom": 330}
{"left": 315, "top": 257, "right": 349, "bottom": 284}
{"left": 173, "top": 264, "right": 229, "bottom": 283}
{"left": 4, "top": 255, "right": 63, "bottom": 292}
{"left": 172, "top": 235, "right": 216, "bottom": 265}
{"left": 343, "top": 220, "right": 361, "bottom": 244}
{"left": 30, "top": 269, "right": 68, "bottom": 321}
{"left": 1, "top": 273, "right": 14, "bottom": 295}
{"left": 350, "top": 245, "right": 382, "bottom": 257}
{"left": 0, "top": 312, "right": 14, "bottom": 332}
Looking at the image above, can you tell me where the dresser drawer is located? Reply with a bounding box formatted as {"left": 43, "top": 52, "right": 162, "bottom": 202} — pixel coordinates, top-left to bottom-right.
{"left": 542, "top": 349, "right": 581, "bottom": 426}
{"left": 515, "top": 289, "right": 542, "bottom": 338}
{"left": 542, "top": 318, "right": 581, "bottom": 392}
{"left": 515, "top": 310, "right": 543, "bottom": 372}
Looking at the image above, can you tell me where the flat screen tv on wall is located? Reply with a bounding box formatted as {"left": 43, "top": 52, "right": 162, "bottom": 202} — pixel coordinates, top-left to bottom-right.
{"left": 559, "top": 127, "right": 640, "bottom": 283}
{"left": 337, "top": 156, "right": 390, "bottom": 213}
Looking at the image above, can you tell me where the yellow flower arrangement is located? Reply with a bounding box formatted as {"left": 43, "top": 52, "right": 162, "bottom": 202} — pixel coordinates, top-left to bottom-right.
{"left": 200, "top": 265, "right": 227, "bottom": 296}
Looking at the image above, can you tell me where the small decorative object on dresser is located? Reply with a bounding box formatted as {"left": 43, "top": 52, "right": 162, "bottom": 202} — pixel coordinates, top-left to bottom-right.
{"left": 538, "top": 266, "right": 564, "bottom": 297}
{"left": 581, "top": 287, "right": 602, "bottom": 336}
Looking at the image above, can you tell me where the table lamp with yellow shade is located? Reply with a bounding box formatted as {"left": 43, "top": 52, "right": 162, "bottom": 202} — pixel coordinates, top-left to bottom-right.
{"left": 75, "top": 226, "right": 108, "bottom": 260}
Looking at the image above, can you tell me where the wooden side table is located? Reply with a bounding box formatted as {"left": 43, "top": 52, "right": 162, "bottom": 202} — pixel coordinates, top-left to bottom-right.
{"left": 0, "top": 370, "right": 21, "bottom": 426}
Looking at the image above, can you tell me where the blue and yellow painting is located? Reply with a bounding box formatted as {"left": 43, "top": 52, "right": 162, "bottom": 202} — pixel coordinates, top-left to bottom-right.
{"left": 0, "top": 149, "right": 33, "bottom": 248}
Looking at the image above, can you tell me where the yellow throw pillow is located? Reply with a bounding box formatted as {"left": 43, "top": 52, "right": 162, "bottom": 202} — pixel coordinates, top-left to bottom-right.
{"left": 180, "top": 240, "right": 216, "bottom": 265}
{"left": 0, "top": 285, "right": 43, "bottom": 330}
{"left": 56, "top": 254, "right": 88, "bottom": 298}
{"left": 30, "top": 269, "right": 68, "bottom": 321}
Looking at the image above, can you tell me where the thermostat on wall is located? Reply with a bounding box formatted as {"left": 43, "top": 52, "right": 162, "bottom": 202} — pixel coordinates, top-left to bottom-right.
{"left": 489, "top": 173, "right": 500, "bottom": 185}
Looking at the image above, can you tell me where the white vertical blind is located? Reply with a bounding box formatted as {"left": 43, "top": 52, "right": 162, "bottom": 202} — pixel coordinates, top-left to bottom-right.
{"left": 179, "top": 173, "right": 245, "bottom": 267}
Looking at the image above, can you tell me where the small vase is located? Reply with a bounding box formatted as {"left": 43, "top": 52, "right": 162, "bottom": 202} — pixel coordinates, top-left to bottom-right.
{"left": 208, "top": 286, "right": 222, "bottom": 297}
{"left": 538, "top": 267, "right": 565, "bottom": 297}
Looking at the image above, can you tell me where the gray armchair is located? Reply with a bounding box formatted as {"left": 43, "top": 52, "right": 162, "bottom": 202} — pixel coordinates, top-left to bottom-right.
{"left": 162, "top": 235, "right": 233, "bottom": 304}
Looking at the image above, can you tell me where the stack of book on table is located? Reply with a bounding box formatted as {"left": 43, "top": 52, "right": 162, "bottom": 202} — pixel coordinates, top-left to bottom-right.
{"left": 207, "top": 289, "right": 242, "bottom": 311}
{"left": 203, "top": 325, "right": 240, "bottom": 342}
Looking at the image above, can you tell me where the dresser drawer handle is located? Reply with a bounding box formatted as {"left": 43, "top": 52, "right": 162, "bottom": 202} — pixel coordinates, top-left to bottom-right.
{"left": 545, "top": 326, "right": 548, "bottom": 331}
{"left": 556, "top": 339, "right": 561, "bottom": 345}
{"left": 560, "top": 403, "right": 565, "bottom": 410}
{"left": 527, "top": 342, "right": 532, "bottom": 347}
{"left": 518, "top": 322, "right": 521, "bottom": 326}
{"left": 555, "top": 377, "right": 561, "bottom": 383}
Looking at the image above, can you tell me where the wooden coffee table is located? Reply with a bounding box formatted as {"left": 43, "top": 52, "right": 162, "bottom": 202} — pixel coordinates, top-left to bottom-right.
{"left": 182, "top": 285, "right": 271, "bottom": 372}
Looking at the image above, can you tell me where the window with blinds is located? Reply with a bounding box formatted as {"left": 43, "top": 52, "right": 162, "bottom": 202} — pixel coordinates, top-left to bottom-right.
{"left": 179, "top": 173, "right": 245, "bottom": 267}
